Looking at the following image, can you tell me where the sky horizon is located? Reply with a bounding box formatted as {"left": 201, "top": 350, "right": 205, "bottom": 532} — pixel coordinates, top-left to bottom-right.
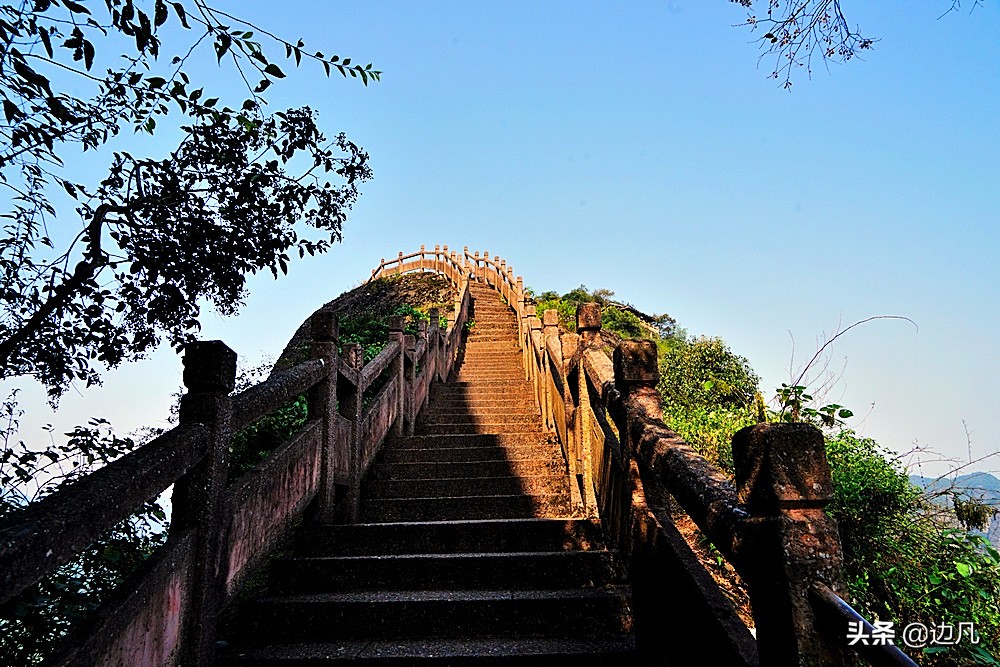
{"left": 4, "top": 1, "right": 998, "bottom": 480}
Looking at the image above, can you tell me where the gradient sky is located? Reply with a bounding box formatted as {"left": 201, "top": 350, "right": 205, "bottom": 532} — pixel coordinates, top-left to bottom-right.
{"left": 5, "top": 1, "right": 999, "bottom": 478}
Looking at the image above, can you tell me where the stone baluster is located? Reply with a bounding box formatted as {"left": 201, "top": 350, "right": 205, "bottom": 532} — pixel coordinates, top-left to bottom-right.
{"left": 308, "top": 311, "right": 339, "bottom": 522}
{"left": 733, "top": 423, "right": 855, "bottom": 666}
{"left": 172, "top": 340, "right": 237, "bottom": 666}
{"left": 339, "top": 342, "right": 363, "bottom": 522}
{"left": 389, "top": 316, "right": 405, "bottom": 437}
{"left": 404, "top": 331, "right": 417, "bottom": 436}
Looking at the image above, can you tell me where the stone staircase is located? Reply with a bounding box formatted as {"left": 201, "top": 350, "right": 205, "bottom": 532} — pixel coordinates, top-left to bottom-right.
{"left": 217, "top": 281, "right": 637, "bottom": 665}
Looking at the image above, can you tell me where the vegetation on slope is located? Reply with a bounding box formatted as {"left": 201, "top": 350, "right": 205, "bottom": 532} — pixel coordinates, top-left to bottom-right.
{"left": 533, "top": 284, "right": 1000, "bottom": 666}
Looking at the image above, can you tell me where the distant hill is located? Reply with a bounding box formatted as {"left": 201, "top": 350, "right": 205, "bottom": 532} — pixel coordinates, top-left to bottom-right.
{"left": 909, "top": 472, "right": 1000, "bottom": 504}
{"left": 909, "top": 472, "right": 1000, "bottom": 549}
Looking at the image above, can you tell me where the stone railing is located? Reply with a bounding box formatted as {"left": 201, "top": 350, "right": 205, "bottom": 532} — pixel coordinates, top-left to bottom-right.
{"left": 0, "top": 263, "right": 471, "bottom": 666}
{"left": 523, "top": 307, "right": 920, "bottom": 667}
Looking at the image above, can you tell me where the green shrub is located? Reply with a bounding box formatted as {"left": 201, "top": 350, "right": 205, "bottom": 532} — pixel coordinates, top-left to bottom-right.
{"left": 660, "top": 404, "right": 757, "bottom": 474}
{"left": 602, "top": 305, "right": 647, "bottom": 339}
{"left": 825, "top": 430, "right": 1000, "bottom": 665}
{"left": 658, "top": 337, "right": 759, "bottom": 411}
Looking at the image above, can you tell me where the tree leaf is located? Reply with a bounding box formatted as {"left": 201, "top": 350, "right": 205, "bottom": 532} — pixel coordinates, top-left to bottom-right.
{"left": 3, "top": 99, "right": 21, "bottom": 122}
{"left": 171, "top": 2, "right": 189, "bottom": 28}
{"left": 264, "top": 63, "right": 285, "bottom": 78}
{"left": 154, "top": 0, "right": 168, "bottom": 27}
{"left": 63, "top": 0, "right": 92, "bottom": 15}
{"left": 83, "top": 39, "right": 95, "bottom": 70}
{"left": 38, "top": 27, "right": 54, "bottom": 58}
{"left": 215, "top": 33, "right": 232, "bottom": 63}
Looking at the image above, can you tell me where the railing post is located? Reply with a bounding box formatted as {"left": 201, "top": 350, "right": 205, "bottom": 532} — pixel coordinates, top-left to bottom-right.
{"left": 611, "top": 340, "right": 658, "bottom": 550}
{"left": 525, "top": 305, "right": 541, "bottom": 407}
{"left": 577, "top": 302, "right": 602, "bottom": 348}
{"left": 428, "top": 308, "right": 441, "bottom": 383}
{"left": 339, "top": 342, "right": 363, "bottom": 522}
{"left": 171, "top": 340, "right": 237, "bottom": 667}
{"left": 404, "top": 332, "right": 417, "bottom": 436}
{"left": 542, "top": 309, "right": 560, "bottom": 432}
{"left": 576, "top": 303, "right": 602, "bottom": 519}
{"left": 307, "top": 311, "right": 338, "bottom": 522}
{"left": 389, "top": 315, "right": 405, "bottom": 437}
{"left": 454, "top": 271, "right": 464, "bottom": 322}
{"left": 424, "top": 308, "right": 444, "bottom": 380}
{"left": 560, "top": 331, "right": 583, "bottom": 514}
{"left": 732, "top": 423, "right": 855, "bottom": 666}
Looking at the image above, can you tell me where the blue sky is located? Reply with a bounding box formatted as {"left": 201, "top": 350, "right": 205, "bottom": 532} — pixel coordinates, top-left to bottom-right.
{"left": 6, "top": 1, "right": 999, "bottom": 477}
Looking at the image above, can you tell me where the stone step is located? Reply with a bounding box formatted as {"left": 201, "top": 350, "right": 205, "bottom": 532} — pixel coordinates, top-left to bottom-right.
{"left": 452, "top": 370, "right": 524, "bottom": 377}
{"left": 359, "top": 492, "right": 570, "bottom": 522}
{"left": 454, "top": 371, "right": 524, "bottom": 377}
{"left": 416, "top": 424, "right": 544, "bottom": 436}
{"left": 431, "top": 384, "right": 531, "bottom": 394}
{"left": 436, "top": 381, "right": 530, "bottom": 389}
{"left": 418, "top": 414, "right": 540, "bottom": 427}
{"left": 269, "top": 550, "right": 613, "bottom": 593}
{"left": 380, "top": 443, "right": 551, "bottom": 463}
{"left": 454, "top": 361, "right": 523, "bottom": 369}
{"left": 238, "top": 588, "right": 633, "bottom": 642}
{"left": 388, "top": 434, "right": 548, "bottom": 449}
{"left": 216, "top": 636, "right": 637, "bottom": 666}
{"left": 454, "top": 374, "right": 527, "bottom": 383}
{"left": 424, "top": 402, "right": 537, "bottom": 413}
{"left": 366, "top": 475, "right": 568, "bottom": 499}
{"left": 454, "top": 377, "right": 525, "bottom": 383}
{"left": 428, "top": 397, "right": 536, "bottom": 407}
{"left": 293, "top": 518, "right": 606, "bottom": 557}
{"left": 365, "top": 458, "right": 565, "bottom": 481}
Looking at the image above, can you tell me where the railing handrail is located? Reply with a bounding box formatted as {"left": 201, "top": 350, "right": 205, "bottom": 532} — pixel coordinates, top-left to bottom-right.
{"left": 0, "top": 421, "right": 211, "bottom": 605}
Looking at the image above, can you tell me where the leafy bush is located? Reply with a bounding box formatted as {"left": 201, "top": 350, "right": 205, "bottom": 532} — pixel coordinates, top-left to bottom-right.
{"left": 825, "top": 430, "right": 1000, "bottom": 665}
{"left": 602, "top": 305, "right": 648, "bottom": 339}
{"left": 0, "top": 398, "right": 167, "bottom": 664}
{"left": 660, "top": 404, "right": 757, "bottom": 474}
{"left": 658, "top": 336, "right": 760, "bottom": 411}
{"left": 532, "top": 285, "right": 665, "bottom": 340}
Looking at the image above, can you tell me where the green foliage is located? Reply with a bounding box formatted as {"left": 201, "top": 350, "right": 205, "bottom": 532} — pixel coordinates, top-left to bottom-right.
{"left": 0, "top": 0, "right": 376, "bottom": 401}
{"left": 534, "top": 292, "right": 578, "bottom": 332}
{"left": 651, "top": 314, "right": 998, "bottom": 663}
{"left": 339, "top": 303, "right": 430, "bottom": 362}
{"left": 825, "top": 430, "right": 1000, "bottom": 665}
{"left": 776, "top": 383, "right": 854, "bottom": 428}
{"left": 228, "top": 394, "right": 308, "bottom": 481}
{"left": 658, "top": 337, "right": 760, "bottom": 411}
{"left": 601, "top": 305, "right": 647, "bottom": 339}
{"left": 532, "top": 285, "right": 668, "bottom": 340}
{"left": 0, "top": 392, "right": 167, "bottom": 663}
{"left": 660, "top": 404, "right": 757, "bottom": 474}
